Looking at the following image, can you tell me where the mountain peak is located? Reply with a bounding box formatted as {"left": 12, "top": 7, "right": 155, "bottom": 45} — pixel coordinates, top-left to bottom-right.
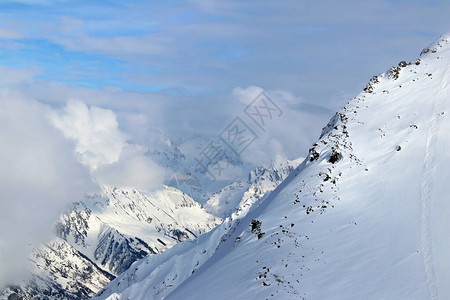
{"left": 94, "top": 33, "right": 450, "bottom": 300}
{"left": 420, "top": 33, "right": 450, "bottom": 57}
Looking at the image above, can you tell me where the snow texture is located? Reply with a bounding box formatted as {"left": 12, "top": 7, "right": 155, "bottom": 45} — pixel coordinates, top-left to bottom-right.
{"left": 1, "top": 186, "right": 220, "bottom": 299}
{"left": 95, "top": 33, "right": 450, "bottom": 300}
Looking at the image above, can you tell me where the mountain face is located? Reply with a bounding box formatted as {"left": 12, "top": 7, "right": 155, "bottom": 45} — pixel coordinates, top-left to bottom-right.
{"left": 0, "top": 139, "right": 301, "bottom": 300}
{"left": 95, "top": 33, "right": 450, "bottom": 299}
{"left": 1, "top": 238, "right": 113, "bottom": 300}
{"left": 89, "top": 160, "right": 302, "bottom": 300}
{"left": 56, "top": 186, "right": 220, "bottom": 276}
{"left": 1, "top": 186, "right": 220, "bottom": 299}
{"left": 204, "top": 159, "right": 302, "bottom": 218}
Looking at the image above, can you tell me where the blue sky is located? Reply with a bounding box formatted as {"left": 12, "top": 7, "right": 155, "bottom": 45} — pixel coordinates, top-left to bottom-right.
{"left": 1, "top": 0, "right": 448, "bottom": 96}
{"left": 1, "top": 0, "right": 450, "bottom": 162}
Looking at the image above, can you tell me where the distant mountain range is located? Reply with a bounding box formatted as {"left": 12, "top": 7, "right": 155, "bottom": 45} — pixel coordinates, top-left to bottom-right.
{"left": 1, "top": 157, "right": 301, "bottom": 299}
{"left": 1, "top": 186, "right": 220, "bottom": 299}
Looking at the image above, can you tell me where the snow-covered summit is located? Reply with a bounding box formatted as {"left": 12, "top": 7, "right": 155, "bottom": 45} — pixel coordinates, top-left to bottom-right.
{"left": 95, "top": 33, "right": 450, "bottom": 299}
{"left": 420, "top": 33, "right": 450, "bottom": 57}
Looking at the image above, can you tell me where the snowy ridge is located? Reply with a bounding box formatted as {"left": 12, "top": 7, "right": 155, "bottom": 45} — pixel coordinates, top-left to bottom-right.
{"left": 1, "top": 186, "right": 220, "bottom": 299}
{"left": 1, "top": 238, "right": 113, "bottom": 300}
{"left": 92, "top": 159, "right": 301, "bottom": 299}
{"left": 204, "top": 158, "right": 302, "bottom": 218}
{"left": 96, "top": 33, "right": 450, "bottom": 299}
{"left": 57, "top": 185, "right": 220, "bottom": 276}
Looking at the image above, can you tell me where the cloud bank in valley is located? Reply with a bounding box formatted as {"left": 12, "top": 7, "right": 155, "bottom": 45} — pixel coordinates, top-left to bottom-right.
{"left": 0, "top": 94, "right": 166, "bottom": 288}
{"left": 0, "top": 92, "right": 97, "bottom": 287}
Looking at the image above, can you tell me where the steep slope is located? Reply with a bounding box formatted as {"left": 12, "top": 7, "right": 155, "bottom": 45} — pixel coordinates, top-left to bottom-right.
{"left": 96, "top": 33, "right": 450, "bottom": 300}
{"left": 93, "top": 160, "right": 301, "bottom": 299}
{"left": 1, "top": 186, "right": 220, "bottom": 299}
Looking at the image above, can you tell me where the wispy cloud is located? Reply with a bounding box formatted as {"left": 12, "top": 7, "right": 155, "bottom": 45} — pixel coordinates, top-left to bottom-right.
{"left": 1, "top": 0, "right": 449, "bottom": 100}
{"left": 0, "top": 27, "right": 22, "bottom": 39}
{"left": 1, "top": 0, "right": 67, "bottom": 5}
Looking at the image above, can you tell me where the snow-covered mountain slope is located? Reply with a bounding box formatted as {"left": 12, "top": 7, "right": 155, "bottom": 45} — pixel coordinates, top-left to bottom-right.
{"left": 95, "top": 33, "right": 450, "bottom": 300}
{"left": 204, "top": 159, "right": 302, "bottom": 218}
{"left": 1, "top": 186, "right": 220, "bottom": 299}
{"left": 92, "top": 160, "right": 302, "bottom": 299}
{"left": 57, "top": 186, "right": 220, "bottom": 276}
{"left": 1, "top": 238, "right": 113, "bottom": 300}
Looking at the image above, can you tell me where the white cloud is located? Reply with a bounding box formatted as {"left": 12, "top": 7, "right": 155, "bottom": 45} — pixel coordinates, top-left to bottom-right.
{"left": 231, "top": 86, "right": 331, "bottom": 167}
{"left": 0, "top": 67, "right": 329, "bottom": 179}
{"left": 50, "top": 100, "right": 127, "bottom": 170}
{"left": 0, "top": 92, "right": 98, "bottom": 288}
{"left": 50, "top": 100, "right": 166, "bottom": 191}
{"left": 53, "top": 33, "right": 171, "bottom": 58}
{"left": 0, "top": 28, "right": 23, "bottom": 39}
{"left": 0, "top": 66, "right": 39, "bottom": 87}
{"left": 42, "top": 17, "right": 172, "bottom": 59}
{"left": 93, "top": 145, "right": 166, "bottom": 191}
{"left": 232, "top": 86, "right": 264, "bottom": 104}
{"left": 0, "top": 93, "right": 168, "bottom": 287}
